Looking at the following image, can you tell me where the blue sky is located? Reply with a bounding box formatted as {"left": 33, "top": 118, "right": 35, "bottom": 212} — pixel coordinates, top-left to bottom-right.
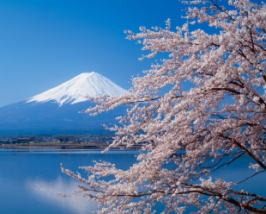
{"left": 0, "top": 0, "right": 184, "bottom": 106}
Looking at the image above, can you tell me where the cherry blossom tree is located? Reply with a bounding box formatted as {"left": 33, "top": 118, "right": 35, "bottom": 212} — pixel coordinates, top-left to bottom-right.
{"left": 63, "top": 0, "right": 266, "bottom": 213}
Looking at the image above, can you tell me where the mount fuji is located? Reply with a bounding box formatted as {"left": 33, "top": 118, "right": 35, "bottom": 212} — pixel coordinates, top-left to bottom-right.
{"left": 0, "top": 72, "right": 128, "bottom": 136}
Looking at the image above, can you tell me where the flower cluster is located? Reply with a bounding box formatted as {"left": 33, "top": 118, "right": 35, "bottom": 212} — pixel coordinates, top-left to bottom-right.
{"left": 64, "top": 1, "right": 266, "bottom": 213}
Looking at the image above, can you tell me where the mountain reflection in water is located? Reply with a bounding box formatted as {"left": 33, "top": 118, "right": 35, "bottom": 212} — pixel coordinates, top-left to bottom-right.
{"left": 29, "top": 178, "right": 97, "bottom": 214}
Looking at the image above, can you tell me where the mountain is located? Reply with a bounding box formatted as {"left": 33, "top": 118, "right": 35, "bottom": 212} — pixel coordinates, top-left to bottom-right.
{"left": 28, "top": 72, "right": 128, "bottom": 105}
{"left": 0, "top": 72, "right": 128, "bottom": 136}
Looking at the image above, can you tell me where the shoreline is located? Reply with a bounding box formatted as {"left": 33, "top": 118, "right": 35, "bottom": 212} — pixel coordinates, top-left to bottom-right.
{"left": 0, "top": 143, "right": 141, "bottom": 150}
{"left": 0, "top": 143, "right": 104, "bottom": 150}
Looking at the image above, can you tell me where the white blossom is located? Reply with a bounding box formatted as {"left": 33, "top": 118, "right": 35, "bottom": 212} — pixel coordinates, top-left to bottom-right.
{"left": 63, "top": 1, "right": 266, "bottom": 213}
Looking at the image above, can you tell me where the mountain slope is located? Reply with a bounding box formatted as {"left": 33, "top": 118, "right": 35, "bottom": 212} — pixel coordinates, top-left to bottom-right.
{"left": 0, "top": 72, "right": 128, "bottom": 136}
{"left": 28, "top": 72, "right": 128, "bottom": 105}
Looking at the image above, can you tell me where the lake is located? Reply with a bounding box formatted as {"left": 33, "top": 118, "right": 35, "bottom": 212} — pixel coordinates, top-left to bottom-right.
{"left": 0, "top": 149, "right": 138, "bottom": 214}
{"left": 0, "top": 149, "right": 265, "bottom": 214}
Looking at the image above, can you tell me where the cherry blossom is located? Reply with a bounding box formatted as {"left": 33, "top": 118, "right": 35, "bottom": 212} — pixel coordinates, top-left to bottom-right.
{"left": 63, "top": 1, "right": 266, "bottom": 213}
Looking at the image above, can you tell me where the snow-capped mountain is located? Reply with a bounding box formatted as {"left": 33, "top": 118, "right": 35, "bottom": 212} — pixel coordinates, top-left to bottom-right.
{"left": 0, "top": 72, "right": 128, "bottom": 136}
{"left": 28, "top": 72, "right": 128, "bottom": 105}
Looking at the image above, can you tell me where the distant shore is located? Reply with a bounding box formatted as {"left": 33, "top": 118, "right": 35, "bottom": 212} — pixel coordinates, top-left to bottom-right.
{"left": 0, "top": 143, "right": 141, "bottom": 150}
{"left": 0, "top": 143, "right": 104, "bottom": 150}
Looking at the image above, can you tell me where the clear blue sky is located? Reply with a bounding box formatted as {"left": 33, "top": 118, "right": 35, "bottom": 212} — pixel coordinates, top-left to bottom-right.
{"left": 0, "top": 0, "right": 184, "bottom": 106}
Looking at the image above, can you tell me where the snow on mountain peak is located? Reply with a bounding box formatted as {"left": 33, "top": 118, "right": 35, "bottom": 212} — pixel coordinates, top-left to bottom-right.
{"left": 28, "top": 72, "right": 128, "bottom": 105}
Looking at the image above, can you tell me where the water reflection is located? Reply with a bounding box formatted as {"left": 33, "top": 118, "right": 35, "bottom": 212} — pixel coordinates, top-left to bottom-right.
{"left": 29, "top": 178, "right": 97, "bottom": 214}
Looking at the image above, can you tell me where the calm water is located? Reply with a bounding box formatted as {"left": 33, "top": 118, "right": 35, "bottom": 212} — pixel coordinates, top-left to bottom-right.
{"left": 0, "top": 149, "right": 138, "bottom": 214}
{"left": 0, "top": 149, "right": 265, "bottom": 214}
